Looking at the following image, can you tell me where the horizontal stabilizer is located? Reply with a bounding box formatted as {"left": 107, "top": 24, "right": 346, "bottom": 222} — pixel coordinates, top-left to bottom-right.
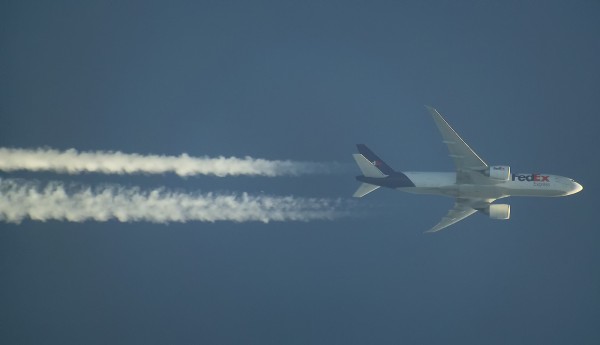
{"left": 352, "top": 154, "right": 387, "bottom": 178}
{"left": 353, "top": 183, "right": 380, "bottom": 198}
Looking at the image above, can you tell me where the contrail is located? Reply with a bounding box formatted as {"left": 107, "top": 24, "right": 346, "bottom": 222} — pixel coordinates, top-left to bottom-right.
{"left": 0, "top": 178, "right": 346, "bottom": 224}
{"left": 0, "top": 147, "right": 339, "bottom": 177}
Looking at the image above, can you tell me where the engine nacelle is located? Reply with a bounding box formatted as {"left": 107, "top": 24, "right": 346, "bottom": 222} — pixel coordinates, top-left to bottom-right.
{"left": 486, "top": 165, "right": 511, "bottom": 181}
{"left": 488, "top": 204, "right": 510, "bottom": 220}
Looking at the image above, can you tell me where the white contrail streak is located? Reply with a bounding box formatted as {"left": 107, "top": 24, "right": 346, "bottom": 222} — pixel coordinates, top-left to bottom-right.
{"left": 0, "top": 179, "right": 346, "bottom": 224}
{"left": 0, "top": 147, "right": 337, "bottom": 177}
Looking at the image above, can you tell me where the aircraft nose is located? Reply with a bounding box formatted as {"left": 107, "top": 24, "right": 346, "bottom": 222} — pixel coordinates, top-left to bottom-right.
{"left": 567, "top": 181, "right": 583, "bottom": 195}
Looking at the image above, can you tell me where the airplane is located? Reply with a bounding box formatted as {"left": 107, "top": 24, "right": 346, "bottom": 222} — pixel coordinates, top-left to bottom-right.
{"left": 352, "top": 106, "right": 583, "bottom": 232}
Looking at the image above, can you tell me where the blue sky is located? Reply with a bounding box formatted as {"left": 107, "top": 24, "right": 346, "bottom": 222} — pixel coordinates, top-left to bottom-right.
{"left": 1, "top": 1, "right": 599, "bottom": 344}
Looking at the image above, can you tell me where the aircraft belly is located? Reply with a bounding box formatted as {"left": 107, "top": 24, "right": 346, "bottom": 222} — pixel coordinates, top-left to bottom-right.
{"left": 400, "top": 184, "right": 564, "bottom": 198}
{"left": 503, "top": 187, "right": 564, "bottom": 197}
{"left": 457, "top": 184, "right": 505, "bottom": 199}
{"left": 398, "top": 186, "right": 457, "bottom": 197}
{"left": 399, "top": 183, "right": 499, "bottom": 198}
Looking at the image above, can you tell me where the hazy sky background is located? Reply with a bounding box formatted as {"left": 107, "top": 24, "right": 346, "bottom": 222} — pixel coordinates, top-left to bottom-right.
{"left": 1, "top": 1, "right": 599, "bottom": 344}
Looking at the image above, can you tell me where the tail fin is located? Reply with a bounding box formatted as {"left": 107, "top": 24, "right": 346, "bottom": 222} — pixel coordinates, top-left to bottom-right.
{"left": 353, "top": 154, "right": 387, "bottom": 177}
{"left": 356, "top": 144, "right": 395, "bottom": 175}
{"left": 352, "top": 144, "right": 413, "bottom": 198}
{"left": 353, "top": 183, "right": 380, "bottom": 198}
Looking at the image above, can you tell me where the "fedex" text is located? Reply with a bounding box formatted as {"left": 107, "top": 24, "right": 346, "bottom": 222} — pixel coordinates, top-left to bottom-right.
{"left": 512, "top": 174, "right": 549, "bottom": 182}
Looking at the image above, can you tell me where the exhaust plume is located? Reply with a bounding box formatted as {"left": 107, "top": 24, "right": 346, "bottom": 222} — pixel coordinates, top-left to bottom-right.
{"left": 0, "top": 147, "right": 337, "bottom": 177}
{"left": 0, "top": 179, "right": 346, "bottom": 224}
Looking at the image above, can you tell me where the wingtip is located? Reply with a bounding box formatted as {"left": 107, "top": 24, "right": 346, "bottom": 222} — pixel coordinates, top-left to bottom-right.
{"left": 424, "top": 227, "right": 441, "bottom": 234}
{"left": 424, "top": 105, "right": 439, "bottom": 115}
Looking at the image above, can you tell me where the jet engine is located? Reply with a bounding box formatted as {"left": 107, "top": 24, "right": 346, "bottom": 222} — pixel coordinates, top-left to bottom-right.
{"left": 488, "top": 204, "right": 510, "bottom": 219}
{"left": 486, "top": 165, "right": 511, "bottom": 181}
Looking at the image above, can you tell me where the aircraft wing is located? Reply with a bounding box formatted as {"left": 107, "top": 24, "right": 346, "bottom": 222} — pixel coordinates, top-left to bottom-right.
{"left": 426, "top": 106, "right": 489, "bottom": 183}
{"left": 426, "top": 198, "right": 492, "bottom": 233}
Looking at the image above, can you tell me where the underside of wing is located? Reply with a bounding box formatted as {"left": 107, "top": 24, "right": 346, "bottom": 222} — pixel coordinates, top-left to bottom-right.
{"left": 426, "top": 198, "right": 493, "bottom": 233}
{"left": 426, "top": 206, "right": 477, "bottom": 233}
{"left": 425, "top": 106, "right": 488, "bottom": 177}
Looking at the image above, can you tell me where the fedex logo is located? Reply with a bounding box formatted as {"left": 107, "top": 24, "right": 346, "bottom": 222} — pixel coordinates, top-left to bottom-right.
{"left": 512, "top": 174, "right": 549, "bottom": 182}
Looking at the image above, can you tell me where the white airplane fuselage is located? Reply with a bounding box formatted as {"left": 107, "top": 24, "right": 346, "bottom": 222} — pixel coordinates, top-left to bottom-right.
{"left": 399, "top": 172, "right": 582, "bottom": 199}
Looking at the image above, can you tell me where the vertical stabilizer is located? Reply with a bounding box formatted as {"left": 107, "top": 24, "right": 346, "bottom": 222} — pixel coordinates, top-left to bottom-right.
{"left": 352, "top": 154, "right": 387, "bottom": 178}
{"left": 356, "top": 144, "right": 396, "bottom": 175}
